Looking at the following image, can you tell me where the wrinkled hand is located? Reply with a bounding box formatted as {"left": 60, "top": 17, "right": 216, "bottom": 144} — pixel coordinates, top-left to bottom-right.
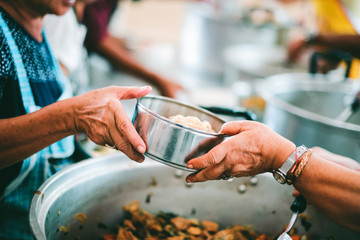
{"left": 186, "top": 121, "right": 295, "bottom": 183}
{"left": 70, "top": 86, "right": 152, "bottom": 162}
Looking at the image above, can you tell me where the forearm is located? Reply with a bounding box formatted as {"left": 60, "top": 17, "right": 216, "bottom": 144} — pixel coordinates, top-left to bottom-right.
{"left": 312, "top": 146, "right": 360, "bottom": 170}
{"left": 0, "top": 99, "right": 75, "bottom": 169}
{"left": 295, "top": 154, "right": 360, "bottom": 232}
{"left": 94, "top": 35, "right": 162, "bottom": 86}
{"left": 311, "top": 34, "right": 360, "bottom": 59}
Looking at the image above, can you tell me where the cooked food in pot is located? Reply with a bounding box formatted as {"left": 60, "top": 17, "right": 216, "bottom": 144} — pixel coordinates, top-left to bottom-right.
{"left": 169, "top": 115, "right": 216, "bottom": 133}
{"left": 102, "top": 201, "right": 305, "bottom": 240}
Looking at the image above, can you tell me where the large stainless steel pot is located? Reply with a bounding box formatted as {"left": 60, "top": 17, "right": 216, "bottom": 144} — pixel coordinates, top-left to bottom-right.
{"left": 30, "top": 153, "right": 360, "bottom": 239}
{"left": 179, "top": 2, "right": 289, "bottom": 84}
{"left": 260, "top": 73, "right": 360, "bottom": 160}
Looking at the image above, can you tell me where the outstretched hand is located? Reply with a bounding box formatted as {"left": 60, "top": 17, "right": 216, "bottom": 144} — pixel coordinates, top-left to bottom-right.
{"left": 186, "top": 121, "right": 295, "bottom": 183}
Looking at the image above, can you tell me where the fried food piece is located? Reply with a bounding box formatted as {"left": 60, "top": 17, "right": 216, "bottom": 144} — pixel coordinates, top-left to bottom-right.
{"left": 117, "top": 227, "right": 139, "bottom": 240}
{"left": 102, "top": 234, "right": 116, "bottom": 240}
{"left": 187, "top": 226, "right": 202, "bottom": 236}
{"left": 167, "top": 237, "right": 186, "bottom": 240}
{"left": 123, "top": 220, "right": 136, "bottom": 231}
{"left": 169, "top": 115, "right": 215, "bottom": 133}
{"left": 201, "top": 220, "right": 219, "bottom": 232}
{"left": 213, "top": 229, "right": 235, "bottom": 240}
{"left": 146, "top": 217, "right": 163, "bottom": 232}
{"left": 171, "top": 217, "right": 192, "bottom": 231}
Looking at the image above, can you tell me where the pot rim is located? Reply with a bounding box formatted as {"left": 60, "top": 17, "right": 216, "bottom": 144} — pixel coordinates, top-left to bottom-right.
{"left": 137, "top": 95, "right": 227, "bottom": 136}
{"left": 260, "top": 74, "right": 360, "bottom": 132}
{"left": 29, "top": 153, "right": 160, "bottom": 239}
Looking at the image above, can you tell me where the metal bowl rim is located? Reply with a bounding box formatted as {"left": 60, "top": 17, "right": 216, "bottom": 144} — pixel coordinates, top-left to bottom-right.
{"left": 144, "top": 152, "right": 197, "bottom": 172}
{"left": 259, "top": 74, "right": 360, "bottom": 132}
{"left": 137, "top": 95, "right": 227, "bottom": 136}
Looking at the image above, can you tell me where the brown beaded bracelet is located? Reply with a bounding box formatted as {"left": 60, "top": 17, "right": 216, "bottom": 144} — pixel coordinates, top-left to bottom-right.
{"left": 286, "top": 149, "right": 312, "bottom": 185}
{"left": 286, "top": 148, "right": 302, "bottom": 185}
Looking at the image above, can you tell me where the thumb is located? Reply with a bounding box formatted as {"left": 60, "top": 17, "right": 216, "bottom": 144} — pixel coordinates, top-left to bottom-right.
{"left": 117, "top": 86, "right": 152, "bottom": 100}
{"left": 187, "top": 143, "right": 227, "bottom": 170}
{"left": 220, "top": 121, "right": 247, "bottom": 136}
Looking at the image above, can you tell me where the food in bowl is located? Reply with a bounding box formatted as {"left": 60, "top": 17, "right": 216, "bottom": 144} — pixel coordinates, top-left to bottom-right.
{"left": 102, "top": 201, "right": 306, "bottom": 240}
{"left": 169, "top": 114, "right": 216, "bottom": 133}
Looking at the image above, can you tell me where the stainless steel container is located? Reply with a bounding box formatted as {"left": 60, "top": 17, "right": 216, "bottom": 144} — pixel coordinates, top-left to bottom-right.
{"left": 260, "top": 73, "right": 360, "bottom": 160}
{"left": 132, "top": 95, "right": 226, "bottom": 172}
{"left": 29, "top": 154, "right": 360, "bottom": 239}
{"left": 178, "top": 2, "right": 289, "bottom": 85}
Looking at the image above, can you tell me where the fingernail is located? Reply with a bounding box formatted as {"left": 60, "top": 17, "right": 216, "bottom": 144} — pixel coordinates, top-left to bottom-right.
{"left": 137, "top": 145, "right": 146, "bottom": 153}
{"left": 141, "top": 86, "right": 152, "bottom": 90}
{"left": 186, "top": 178, "right": 192, "bottom": 183}
{"left": 187, "top": 164, "right": 193, "bottom": 169}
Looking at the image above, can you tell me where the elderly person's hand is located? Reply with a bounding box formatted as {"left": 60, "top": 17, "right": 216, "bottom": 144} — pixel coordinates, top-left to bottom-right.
{"left": 185, "top": 121, "right": 295, "bottom": 182}
{"left": 69, "top": 85, "right": 151, "bottom": 162}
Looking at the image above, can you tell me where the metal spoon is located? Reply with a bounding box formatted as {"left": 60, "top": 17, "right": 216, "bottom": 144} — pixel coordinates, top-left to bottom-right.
{"left": 277, "top": 195, "right": 307, "bottom": 240}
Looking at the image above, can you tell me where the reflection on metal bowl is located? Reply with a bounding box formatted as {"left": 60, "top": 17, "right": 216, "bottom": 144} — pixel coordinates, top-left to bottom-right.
{"left": 132, "top": 95, "right": 226, "bottom": 172}
{"left": 29, "top": 154, "right": 360, "bottom": 239}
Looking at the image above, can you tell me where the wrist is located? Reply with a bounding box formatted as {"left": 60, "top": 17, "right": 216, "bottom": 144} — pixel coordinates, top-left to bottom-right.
{"left": 271, "top": 139, "right": 296, "bottom": 171}
{"left": 286, "top": 148, "right": 312, "bottom": 185}
{"left": 58, "top": 98, "right": 79, "bottom": 134}
{"left": 272, "top": 144, "right": 309, "bottom": 185}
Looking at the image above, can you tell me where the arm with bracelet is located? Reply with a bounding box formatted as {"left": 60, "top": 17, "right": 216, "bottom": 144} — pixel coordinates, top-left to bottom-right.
{"left": 185, "top": 121, "right": 360, "bottom": 232}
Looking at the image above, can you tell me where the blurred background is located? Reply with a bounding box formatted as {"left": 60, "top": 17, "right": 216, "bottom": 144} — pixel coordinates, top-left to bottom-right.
{"left": 88, "top": 0, "right": 313, "bottom": 116}
{"left": 79, "top": 0, "right": 360, "bottom": 160}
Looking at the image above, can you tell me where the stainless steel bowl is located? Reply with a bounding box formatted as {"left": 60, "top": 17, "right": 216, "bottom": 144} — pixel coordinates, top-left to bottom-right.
{"left": 132, "top": 95, "right": 226, "bottom": 172}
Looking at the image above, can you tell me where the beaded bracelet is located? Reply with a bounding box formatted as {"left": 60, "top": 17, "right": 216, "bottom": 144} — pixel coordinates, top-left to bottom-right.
{"left": 286, "top": 149, "right": 312, "bottom": 185}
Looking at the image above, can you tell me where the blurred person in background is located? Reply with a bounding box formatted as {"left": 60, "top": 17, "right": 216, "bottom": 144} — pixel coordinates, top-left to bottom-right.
{"left": 282, "top": 0, "right": 360, "bottom": 79}
{"left": 45, "top": 0, "right": 184, "bottom": 98}
{"left": 0, "top": 0, "right": 151, "bottom": 238}
{"left": 82, "top": 0, "right": 184, "bottom": 98}
{"left": 44, "top": 1, "right": 90, "bottom": 95}
{"left": 185, "top": 120, "right": 360, "bottom": 232}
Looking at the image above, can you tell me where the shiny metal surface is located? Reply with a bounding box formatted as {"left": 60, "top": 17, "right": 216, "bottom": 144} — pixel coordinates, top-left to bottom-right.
{"left": 132, "top": 95, "right": 226, "bottom": 172}
{"left": 260, "top": 73, "right": 360, "bottom": 160}
{"left": 277, "top": 232, "right": 293, "bottom": 240}
{"left": 29, "top": 154, "right": 360, "bottom": 239}
{"left": 284, "top": 213, "right": 298, "bottom": 234}
{"left": 179, "top": 2, "right": 289, "bottom": 82}
{"left": 278, "top": 212, "right": 299, "bottom": 240}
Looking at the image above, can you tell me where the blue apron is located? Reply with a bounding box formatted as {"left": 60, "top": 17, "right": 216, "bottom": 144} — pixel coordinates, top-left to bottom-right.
{"left": 0, "top": 12, "right": 75, "bottom": 239}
